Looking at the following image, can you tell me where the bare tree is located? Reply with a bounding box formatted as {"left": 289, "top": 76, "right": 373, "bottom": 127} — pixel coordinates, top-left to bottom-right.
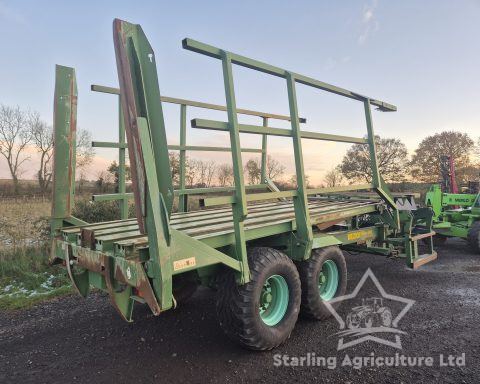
{"left": 29, "top": 112, "right": 54, "bottom": 194}
{"left": 0, "top": 105, "right": 32, "bottom": 194}
{"left": 194, "top": 159, "right": 207, "bottom": 187}
{"left": 196, "top": 159, "right": 217, "bottom": 187}
{"left": 76, "top": 128, "right": 94, "bottom": 172}
{"left": 324, "top": 166, "right": 343, "bottom": 187}
{"left": 29, "top": 116, "right": 94, "bottom": 193}
{"left": 169, "top": 152, "right": 180, "bottom": 185}
{"left": 183, "top": 158, "right": 197, "bottom": 187}
{"left": 217, "top": 164, "right": 234, "bottom": 186}
{"left": 266, "top": 155, "right": 286, "bottom": 181}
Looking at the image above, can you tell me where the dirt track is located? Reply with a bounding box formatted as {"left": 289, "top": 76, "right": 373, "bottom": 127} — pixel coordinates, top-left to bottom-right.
{"left": 1, "top": 238, "right": 479, "bottom": 383}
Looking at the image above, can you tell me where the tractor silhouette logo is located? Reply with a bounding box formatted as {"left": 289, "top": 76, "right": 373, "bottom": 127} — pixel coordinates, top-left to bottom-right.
{"left": 346, "top": 297, "right": 392, "bottom": 329}
{"left": 324, "top": 268, "right": 415, "bottom": 350}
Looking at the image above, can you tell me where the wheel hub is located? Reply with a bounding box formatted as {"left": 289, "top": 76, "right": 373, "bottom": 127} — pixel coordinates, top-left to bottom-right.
{"left": 259, "top": 275, "right": 289, "bottom": 326}
{"left": 318, "top": 260, "right": 339, "bottom": 301}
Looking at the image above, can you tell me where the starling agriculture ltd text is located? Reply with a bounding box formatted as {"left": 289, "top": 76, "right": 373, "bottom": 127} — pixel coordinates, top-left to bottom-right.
{"left": 273, "top": 352, "right": 466, "bottom": 370}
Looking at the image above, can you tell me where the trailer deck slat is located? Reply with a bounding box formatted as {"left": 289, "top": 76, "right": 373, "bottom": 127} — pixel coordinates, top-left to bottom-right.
{"left": 61, "top": 198, "right": 381, "bottom": 251}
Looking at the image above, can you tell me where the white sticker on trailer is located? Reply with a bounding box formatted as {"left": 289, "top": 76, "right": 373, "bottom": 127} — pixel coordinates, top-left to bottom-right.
{"left": 173, "top": 257, "right": 196, "bottom": 271}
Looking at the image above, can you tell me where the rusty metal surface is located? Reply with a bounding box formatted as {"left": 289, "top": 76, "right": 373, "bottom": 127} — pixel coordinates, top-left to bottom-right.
{"left": 65, "top": 244, "right": 89, "bottom": 297}
{"left": 112, "top": 261, "right": 162, "bottom": 316}
{"left": 80, "top": 229, "right": 95, "bottom": 249}
{"left": 102, "top": 253, "right": 131, "bottom": 321}
{"left": 113, "top": 20, "right": 147, "bottom": 233}
{"left": 65, "top": 241, "right": 162, "bottom": 318}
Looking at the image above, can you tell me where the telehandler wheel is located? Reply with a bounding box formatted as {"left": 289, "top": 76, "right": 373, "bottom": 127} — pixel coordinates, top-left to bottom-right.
{"left": 297, "top": 246, "right": 347, "bottom": 320}
{"left": 216, "top": 247, "right": 301, "bottom": 350}
{"left": 467, "top": 221, "right": 480, "bottom": 253}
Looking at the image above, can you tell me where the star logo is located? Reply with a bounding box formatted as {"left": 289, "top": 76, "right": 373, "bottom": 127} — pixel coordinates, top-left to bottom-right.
{"left": 324, "top": 268, "right": 415, "bottom": 350}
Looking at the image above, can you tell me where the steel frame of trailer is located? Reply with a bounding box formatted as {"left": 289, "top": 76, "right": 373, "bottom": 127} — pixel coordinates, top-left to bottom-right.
{"left": 50, "top": 19, "right": 436, "bottom": 347}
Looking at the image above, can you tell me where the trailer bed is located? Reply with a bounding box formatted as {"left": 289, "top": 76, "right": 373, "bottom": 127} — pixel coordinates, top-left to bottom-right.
{"left": 60, "top": 197, "right": 382, "bottom": 252}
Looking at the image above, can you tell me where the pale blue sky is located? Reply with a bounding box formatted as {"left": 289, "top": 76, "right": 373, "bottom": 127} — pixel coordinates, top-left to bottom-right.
{"left": 1, "top": 0, "right": 479, "bottom": 183}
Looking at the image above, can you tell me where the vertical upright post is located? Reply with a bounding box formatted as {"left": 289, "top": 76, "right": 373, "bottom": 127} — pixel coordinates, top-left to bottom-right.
{"left": 260, "top": 117, "right": 268, "bottom": 183}
{"left": 364, "top": 99, "right": 380, "bottom": 189}
{"left": 364, "top": 98, "right": 399, "bottom": 228}
{"left": 286, "top": 72, "right": 313, "bottom": 260}
{"left": 178, "top": 104, "right": 188, "bottom": 212}
{"left": 51, "top": 65, "right": 77, "bottom": 232}
{"left": 114, "top": 19, "right": 173, "bottom": 310}
{"left": 221, "top": 51, "right": 249, "bottom": 283}
{"left": 118, "top": 98, "right": 128, "bottom": 219}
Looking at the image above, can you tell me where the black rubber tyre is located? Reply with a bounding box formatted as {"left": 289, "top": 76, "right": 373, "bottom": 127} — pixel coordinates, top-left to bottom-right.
{"left": 297, "top": 246, "right": 347, "bottom": 320}
{"left": 216, "top": 247, "right": 301, "bottom": 350}
{"left": 467, "top": 221, "right": 480, "bottom": 253}
{"left": 422, "top": 234, "right": 447, "bottom": 247}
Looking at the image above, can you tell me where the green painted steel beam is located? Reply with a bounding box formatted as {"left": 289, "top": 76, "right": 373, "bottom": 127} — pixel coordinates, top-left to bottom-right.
{"left": 91, "top": 84, "right": 306, "bottom": 122}
{"left": 182, "top": 38, "right": 396, "bottom": 112}
{"left": 92, "top": 141, "right": 127, "bottom": 148}
{"left": 175, "top": 184, "right": 268, "bottom": 196}
{"left": 201, "top": 190, "right": 297, "bottom": 207}
{"left": 91, "top": 84, "right": 120, "bottom": 95}
{"left": 221, "top": 51, "right": 249, "bottom": 284}
{"left": 286, "top": 72, "right": 313, "bottom": 259}
{"left": 114, "top": 19, "right": 174, "bottom": 310}
{"left": 312, "top": 225, "right": 380, "bottom": 249}
{"left": 168, "top": 144, "right": 262, "bottom": 153}
{"left": 307, "top": 183, "right": 374, "bottom": 194}
{"left": 51, "top": 65, "right": 77, "bottom": 227}
{"left": 92, "top": 193, "right": 134, "bottom": 202}
{"left": 118, "top": 99, "right": 128, "bottom": 219}
{"left": 364, "top": 100, "right": 381, "bottom": 189}
{"left": 200, "top": 185, "right": 374, "bottom": 207}
{"left": 191, "top": 118, "right": 368, "bottom": 144}
{"left": 261, "top": 117, "right": 268, "bottom": 183}
{"left": 178, "top": 104, "right": 188, "bottom": 212}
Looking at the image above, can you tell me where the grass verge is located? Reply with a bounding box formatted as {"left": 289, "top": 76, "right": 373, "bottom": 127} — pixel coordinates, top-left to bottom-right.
{"left": 0, "top": 245, "right": 73, "bottom": 311}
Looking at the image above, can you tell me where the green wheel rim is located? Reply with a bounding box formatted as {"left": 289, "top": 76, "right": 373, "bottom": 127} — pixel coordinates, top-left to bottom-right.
{"left": 318, "top": 260, "right": 339, "bottom": 301}
{"left": 259, "top": 275, "right": 289, "bottom": 326}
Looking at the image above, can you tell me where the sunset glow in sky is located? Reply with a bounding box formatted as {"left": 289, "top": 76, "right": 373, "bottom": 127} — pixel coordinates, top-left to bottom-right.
{"left": 0, "top": 0, "right": 479, "bottom": 184}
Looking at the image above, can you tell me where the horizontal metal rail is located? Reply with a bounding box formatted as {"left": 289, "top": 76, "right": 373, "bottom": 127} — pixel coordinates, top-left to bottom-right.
{"left": 182, "top": 38, "right": 397, "bottom": 112}
{"left": 92, "top": 141, "right": 263, "bottom": 153}
{"left": 92, "top": 193, "right": 133, "bottom": 202}
{"left": 91, "top": 84, "right": 301, "bottom": 208}
{"left": 91, "top": 184, "right": 270, "bottom": 202}
{"left": 91, "top": 84, "right": 307, "bottom": 122}
{"left": 176, "top": 184, "right": 268, "bottom": 196}
{"left": 200, "top": 184, "right": 374, "bottom": 207}
{"left": 168, "top": 145, "right": 262, "bottom": 153}
{"left": 192, "top": 118, "right": 368, "bottom": 144}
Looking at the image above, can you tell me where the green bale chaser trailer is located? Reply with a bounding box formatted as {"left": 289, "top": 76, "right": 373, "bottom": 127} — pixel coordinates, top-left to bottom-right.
{"left": 50, "top": 19, "right": 436, "bottom": 350}
{"left": 425, "top": 184, "right": 480, "bottom": 251}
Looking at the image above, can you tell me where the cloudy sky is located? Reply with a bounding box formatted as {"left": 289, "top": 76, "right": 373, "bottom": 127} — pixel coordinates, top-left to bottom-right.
{"left": 0, "top": 0, "right": 479, "bottom": 184}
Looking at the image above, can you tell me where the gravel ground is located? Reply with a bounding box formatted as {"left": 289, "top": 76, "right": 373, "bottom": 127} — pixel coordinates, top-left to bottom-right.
{"left": 1, "top": 238, "right": 479, "bottom": 383}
